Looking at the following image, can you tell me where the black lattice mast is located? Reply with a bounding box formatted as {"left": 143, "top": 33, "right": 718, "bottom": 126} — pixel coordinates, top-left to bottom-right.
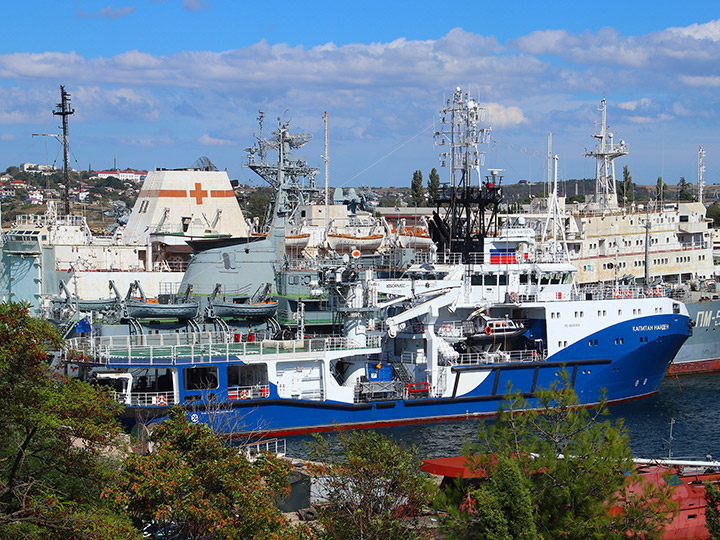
{"left": 430, "top": 87, "right": 500, "bottom": 262}
{"left": 53, "top": 85, "right": 74, "bottom": 215}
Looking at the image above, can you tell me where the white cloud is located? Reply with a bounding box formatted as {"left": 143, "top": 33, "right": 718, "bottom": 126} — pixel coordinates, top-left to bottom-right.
{"left": 116, "top": 136, "right": 174, "bottom": 147}
{"left": 511, "top": 29, "right": 568, "bottom": 55}
{"left": 678, "top": 75, "right": 720, "bottom": 87}
{"left": 618, "top": 98, "right": 652, "bottom": 111}
{"left": 0, "top": 22, "right": 718, "bottom": 171}
{"left": 199, "top": 134, "right": 233, "bottom": 146}
{"left": 485, "top": 103, "right": 526, "bottom": 128}
{"left": 77, "top": 5, "right": 136, "bottom": 19}
{"left": 625, "top": 113, "right": 674, "bottom": 124}
{"left": 667, "top": 19, "right": 720, "bottom": 42}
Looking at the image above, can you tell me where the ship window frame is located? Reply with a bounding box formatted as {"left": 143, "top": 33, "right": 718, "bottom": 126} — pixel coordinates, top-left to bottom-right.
{"left": 183, "top": 366, "right": 219, "bottom": 391}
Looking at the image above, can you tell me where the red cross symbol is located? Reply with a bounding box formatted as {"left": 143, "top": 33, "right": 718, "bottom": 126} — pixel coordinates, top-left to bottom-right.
{"left": 189, "top": 182, "right": 208, "bottom": 204}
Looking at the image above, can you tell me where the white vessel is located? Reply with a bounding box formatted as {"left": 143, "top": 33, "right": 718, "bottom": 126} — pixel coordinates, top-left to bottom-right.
{"left": 0, "top": 89, "right": 250, "bottom": 317}
{"left": 522, "top": 100, "right": 717, "bottom": 374}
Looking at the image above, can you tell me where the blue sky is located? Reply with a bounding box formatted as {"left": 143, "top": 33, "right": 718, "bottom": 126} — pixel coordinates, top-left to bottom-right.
{"left": 2, "top": 1, "right": 720, "bottom": 189}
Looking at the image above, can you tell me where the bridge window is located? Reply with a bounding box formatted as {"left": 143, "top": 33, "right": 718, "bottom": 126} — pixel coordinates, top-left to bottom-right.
{"left": 184, "top": 366, "right": 218, "bottom": 391}
{"left": 227, "top": 364, "right": 268, "bottom": 387}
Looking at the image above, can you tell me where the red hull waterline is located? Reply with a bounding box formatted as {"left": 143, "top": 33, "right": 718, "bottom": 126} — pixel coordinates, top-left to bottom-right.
{"left": 241, "top": 390, "right": 660, "bottom": 439}
{"left": 667, "top": 358, "right": 720, "bottom": 376}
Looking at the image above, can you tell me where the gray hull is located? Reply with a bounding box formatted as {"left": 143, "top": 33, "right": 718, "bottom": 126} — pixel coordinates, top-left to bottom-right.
{"left": 210, "top": 300, "right": 278, "bottom": 319}
{"left": 669, "top": 297, "right": 720, "bottom": 374}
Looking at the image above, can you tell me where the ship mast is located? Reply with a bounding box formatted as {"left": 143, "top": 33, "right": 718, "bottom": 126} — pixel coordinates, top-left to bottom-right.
{"left": 430, "top": 87, "right": 497, "bottom": 262}
{"left": 584, "top": 98, "right": 627, "bottom": 211}
{"left": 244, "top": 111, "right": 319, "bottom": 231}
{"left": 698, "top": 145, "right": 705, "bottom": 205}
{"left": 53, "top": 85, "right": 75, "bottom": 215}
{"left": 323, "top": 111, "right": 329, "bottom": 226}
{"left": 547, "top": 132, "right": 552, "bottom": 198}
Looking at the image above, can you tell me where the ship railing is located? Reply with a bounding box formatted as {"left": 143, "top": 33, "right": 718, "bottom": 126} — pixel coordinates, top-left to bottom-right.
{"left": 452, "top": 349, "right": 544, "bottom": 366}
{"left": 574, "top": 286, "right": 668, "bottom": 301}
{"left": 679, "top": 241, "right": 710, "bottom": 250}
{"left": 284, "top": 257, "right": 323, "bottom": 271}
{"left": 398, "top": 351, "right": 420, "bottom": 364}
{"left": 436, "top": 320, "right": 467, "bottom": 338}
{"left": 110, "top": 390, "right": 176, "bottom": 407}
{"left": 228, "top": 384, "right": 270, "bottom": 401}
{"left": 65, "top": 333, "right": 382, "bottom": 366}
{"left": 239, "top": 438, "right": 286, "bottom": 461}
{"left": 355, "top": 380, "right": 402, "bottom": 402}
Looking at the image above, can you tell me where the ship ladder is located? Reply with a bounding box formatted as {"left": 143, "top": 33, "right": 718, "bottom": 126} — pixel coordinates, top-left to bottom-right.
{"left": 393, "top": 362, "right": 414, "bottom": 384}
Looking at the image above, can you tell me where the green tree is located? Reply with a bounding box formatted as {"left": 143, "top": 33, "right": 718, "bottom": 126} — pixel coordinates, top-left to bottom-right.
{"left": 111, "top": 407, "right": 305, "bottom": 540}
{"left": 379, "top": 195, "right": 400, "bottom": 207}
{"left": 618, "top": 165, "right": 634, "bottom": 206}
{"left": 427, "top": 168, "right": 440, "bottom": 205}
{"left": 410, "top": 170, "right": 425, "bottom": 207}
{"left": 705, "top": 480, "right": 720, "bottom": 539}
{"left": 443, "top": 455, "right": 537, "bottom": 540}
{"left": 5, "top": 166, "right": 19, "bottom": 177}
{"left": 677, "top": 177, "right": 694, "bottom": 201}
{"left": 656, "top": 177, "right": 667, "bottom": 201}
{"left": 245, "top": 187, "right": 274, "bottom": 228}
{"left": 0, "top": 302, "right": 137, "bottom": 539}
{"left": 706, "top": 203, "right": 720, "bottom": 227}
{"left": 442, "top": 379, "right": 675, "bottom": 540}
{"left": 309, "top": 430, "right": 436, "bottom": 540}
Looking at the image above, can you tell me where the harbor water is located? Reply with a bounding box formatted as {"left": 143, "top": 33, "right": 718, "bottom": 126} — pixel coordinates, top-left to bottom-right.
{"left": 284, "top": 372, "right": 720, "bottom": 461}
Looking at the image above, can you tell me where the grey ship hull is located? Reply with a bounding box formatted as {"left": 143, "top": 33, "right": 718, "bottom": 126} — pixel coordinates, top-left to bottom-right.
{"left": 668, "top": 297, "right": 720, "bottom": 374}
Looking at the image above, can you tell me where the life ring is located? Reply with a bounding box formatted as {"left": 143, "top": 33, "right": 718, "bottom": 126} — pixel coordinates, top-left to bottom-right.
{"left": 444, "top": 325, "right": 452, "bottom": 334}
{"left": 240, "top": 390, "right": 250, "bottom": 400}
{"left": 625, "top": 289, "right": 631, "bottom": 298}
{"left": 485, "top": 326, "right": 493, "bottom": 335}
{"left": 615, "top": 289, "right": 621, "bottom": 298}
{"left": 655, "top": 288, "right": 662, "bottom": 296}
{"left": 647, "top": 288, "right": 654, "bottom": 297}
{"left": 509, "top": 292, "right": 518, "bottom": 302}
{"left": 157, "top": 395, "right": 167, "bottom": 406}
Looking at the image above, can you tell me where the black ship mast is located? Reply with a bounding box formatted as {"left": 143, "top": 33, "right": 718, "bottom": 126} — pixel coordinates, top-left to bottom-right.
{"left": 429, "top": 87, "right": 502, "bottom": 262}
{"left": 53, "top": 85, "right": 75, "bottom": 215}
